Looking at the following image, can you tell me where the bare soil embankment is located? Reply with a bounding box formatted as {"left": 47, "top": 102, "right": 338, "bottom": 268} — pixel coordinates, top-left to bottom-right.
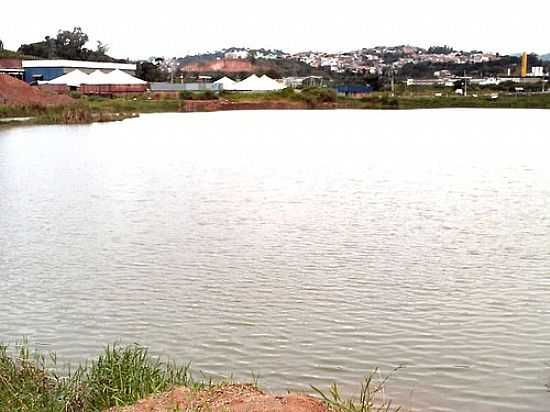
{"left": 0, "top": 74, "right": 73, "bottom": 106}
{"left": 180, "top": 99, "right": 346, "bottom": 112}
{"left": 105, "top": 384, "right": 328, "bottom": 412}
{"left": 181, "top": 59, "right": 263, "bottom": 73}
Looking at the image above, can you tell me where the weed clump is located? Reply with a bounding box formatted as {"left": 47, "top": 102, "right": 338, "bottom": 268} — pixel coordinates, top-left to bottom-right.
{"left": 0, "top": 343, "right": 196, "bottom": 411}
{"left": 312, "top": 368, "right": 402, "bottom": 412}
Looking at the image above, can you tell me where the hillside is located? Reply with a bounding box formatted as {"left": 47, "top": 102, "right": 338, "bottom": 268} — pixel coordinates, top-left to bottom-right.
{"left": 180, "top": 57, "right": 329, "bottom": 79}
{"left": 181, "top": 59, "right": 258, "bottom": 73}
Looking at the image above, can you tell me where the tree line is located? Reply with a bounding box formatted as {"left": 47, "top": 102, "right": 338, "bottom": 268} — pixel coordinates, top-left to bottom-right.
{"left": 17, "top": 27, "right": 117, "bottom": 62}
{"left": 3, "top": 27, "right": 166, "bottom": 82}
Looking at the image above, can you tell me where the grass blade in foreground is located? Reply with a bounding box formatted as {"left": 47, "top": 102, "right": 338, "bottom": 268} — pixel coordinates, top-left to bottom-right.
{"left": 311, "top": 368, "right": 401, "bottom": 412}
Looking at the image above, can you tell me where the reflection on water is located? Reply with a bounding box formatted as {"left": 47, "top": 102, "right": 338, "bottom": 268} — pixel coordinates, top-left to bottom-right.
{"left": 1, "top": 110, "right": 549, "bottom": 412}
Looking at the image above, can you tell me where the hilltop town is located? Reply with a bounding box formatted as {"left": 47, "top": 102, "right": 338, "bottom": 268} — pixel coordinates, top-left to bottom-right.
{"left": 1, "top": 28, "right": 550, "bottom": 125}
{"left": 157, "top": 45, "right": 549, "bottom": 82}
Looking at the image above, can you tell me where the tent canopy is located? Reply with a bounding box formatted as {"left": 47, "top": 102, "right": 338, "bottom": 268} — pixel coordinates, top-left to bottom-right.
{"left": 46, "top": 69, "right": 89, "bottom": 87}
{"left": 213, "top": 76, "right": 237, "bottom": 90}
{"left": 105, "top": 69, "right": 147, "bottom": 85}
{"left": 83, "top": 70, "right": 110, "bottom": 85}
{"left": 232, "top": 74, "right": 284, "bottom": 91}
{"left": 41, "top": 69, "right": 146, "bottom": 87}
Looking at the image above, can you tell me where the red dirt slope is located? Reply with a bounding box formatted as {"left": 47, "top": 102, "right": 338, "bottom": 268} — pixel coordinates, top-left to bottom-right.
{"left": 182, "top": 59, "right": 262, "bottom": 73}
{"left": 0, "top": 75, "right": 73, "bottom": 106}
{"left": 105, "top": 384, "right": 328, "bottom": 412}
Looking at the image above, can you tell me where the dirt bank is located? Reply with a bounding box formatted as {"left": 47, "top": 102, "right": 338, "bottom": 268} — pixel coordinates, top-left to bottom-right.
{"left": 180, "top": 99, "right": 346, "bottom": 112}
{"left": 0, "top": 74, "right": 73, "bottom": 106}
{"left": 104, "top": 384, "right": 328, "bottom": 412}
{"left": 181, "top": 59, "right": 262, "bottom": 73}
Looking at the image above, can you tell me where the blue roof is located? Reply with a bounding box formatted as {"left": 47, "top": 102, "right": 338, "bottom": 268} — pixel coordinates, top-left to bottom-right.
{"left": 336, "top": 85, "right": 373, "bottom": 94}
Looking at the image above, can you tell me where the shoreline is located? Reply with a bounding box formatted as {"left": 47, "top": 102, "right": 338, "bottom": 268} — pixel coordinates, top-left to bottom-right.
{"left": 0, "top": 343, "right": 399, "bottom": 412}
{"left": 1, "top": 92, "right": 550, "bottom": 129}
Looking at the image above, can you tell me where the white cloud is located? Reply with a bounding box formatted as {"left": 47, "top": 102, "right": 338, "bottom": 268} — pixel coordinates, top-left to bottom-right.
{"left": 1, "top": 0, "right": 548, "bottom": 58}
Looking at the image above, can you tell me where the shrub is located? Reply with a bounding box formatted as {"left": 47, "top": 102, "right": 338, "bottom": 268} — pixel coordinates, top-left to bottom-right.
{"left": 200, "top": 90, "right": 218, "bottom": 100}
{"left": 179, "top": 90, "right": 218, "bottom": 101}
{"left": 80, "top": 344, "right": 194, "bottom": 410}
{"left": 299, "top": 87, "right": 337, "bottom": 104}
{"left": 277, "top": 88, "right": 296, "bottom": 99}
{"left": 179, "top": 90, "right": 193, "bottom": 100}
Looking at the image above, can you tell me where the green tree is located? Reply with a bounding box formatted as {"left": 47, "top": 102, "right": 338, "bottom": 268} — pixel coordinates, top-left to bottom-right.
{"left": 95, "top": 41, "right": 109, "bottom": 56}
{"left": 54, "top": 27, "right": 89, "bottom": 59}
{"left": 18, "top": 27, "right": 113, "bottom": 61}
{"left": 18, "top": 40, "right": 50, "bottom": 58}
{"left": 136, "top": 61, "right": 169, "bottom": 82}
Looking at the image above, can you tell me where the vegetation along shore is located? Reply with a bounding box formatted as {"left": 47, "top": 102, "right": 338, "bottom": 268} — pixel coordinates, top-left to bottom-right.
{"left": 2, "top": 85, "right": 550, "bottom": 129}
{"left": 0, "top": 342, "right": 401, "bottom": 412}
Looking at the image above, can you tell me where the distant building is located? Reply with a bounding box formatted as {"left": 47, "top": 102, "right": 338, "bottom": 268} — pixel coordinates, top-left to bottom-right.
{"left": 434, "top": 70, "right": 451, "bottom": 78}
{"left": 149, "top": 82, "right": 222, "bottom": 92}
{"left": 406, "top": 79, "right": 446, "bottom": 87}
{"left": 224, "top": 50, "right": 249, "bottom": 60}
{"left": 530, "top": 67, "right": 544, "bottom": 77}
{"left": 22, "top": 60, "right": 137, "bottom": 83}
{"left": 335, "top": 85, "right": 373, "bottom": 98}
{"left": 283, "top": 76, "right": 324, "bottom": 88}
{"left": 148, "top": 82, "right": 221, "bottom": 98}
{"left": 0, "top": 59, "right": 24, "bottom": 80}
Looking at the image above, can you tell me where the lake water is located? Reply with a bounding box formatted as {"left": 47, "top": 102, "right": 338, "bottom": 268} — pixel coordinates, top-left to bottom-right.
{"left": 1, "top": 110, "right": 549, "bottom": 412}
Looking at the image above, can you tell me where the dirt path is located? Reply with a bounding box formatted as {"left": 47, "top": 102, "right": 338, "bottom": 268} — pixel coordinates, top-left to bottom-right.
{"left": 105, "top": 384, "right": 328, "bottom": 412}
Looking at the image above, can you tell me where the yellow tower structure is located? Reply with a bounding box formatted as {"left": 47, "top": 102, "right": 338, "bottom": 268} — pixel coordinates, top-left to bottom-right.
{"left": 521, "top": 53, "right": 528, "bottom": 77}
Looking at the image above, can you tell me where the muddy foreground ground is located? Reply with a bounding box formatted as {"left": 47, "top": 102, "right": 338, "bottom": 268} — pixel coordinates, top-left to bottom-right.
{"left": 105, "top": 384, "right": 328, "bottom": 412}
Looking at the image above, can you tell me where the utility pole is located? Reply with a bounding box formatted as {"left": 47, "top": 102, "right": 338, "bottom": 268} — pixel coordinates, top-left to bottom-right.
{"left": 464, "top": 70, "right": 468, "bottom": 97}
{"left": 170, "top": 58, "right": 176, "bottom": 84}
{"left": 391, "top": 69, "right": 395, "bottom": 97}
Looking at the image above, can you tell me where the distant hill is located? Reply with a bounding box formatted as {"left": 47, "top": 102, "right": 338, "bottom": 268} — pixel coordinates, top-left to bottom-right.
{"left": 179, "top": 52, "right": 328, "bottom": 79}
{"left": 181, "top": 59, "right": 258, "bottom": 73}
{"left": 511, "top": 52, "right": 550, "bottom": 61}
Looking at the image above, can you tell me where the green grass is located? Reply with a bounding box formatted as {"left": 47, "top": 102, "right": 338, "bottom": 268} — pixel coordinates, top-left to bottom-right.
{"left": 0, "top": 342, "right": 403, "bottom": 412}
{"left": 312, "top": 368, "right": 402, "bottom": 412}
{"left": 0, "top": 343, "right": 199, "bottom": 412}
{"left": 219, "top": 87, "right": 338, "bottom": 105}
{"left": 396, "top": 93, "right": 550, "bottom": 110}
{"left": 3, "top": 89, "right": 548, "bottom": 129}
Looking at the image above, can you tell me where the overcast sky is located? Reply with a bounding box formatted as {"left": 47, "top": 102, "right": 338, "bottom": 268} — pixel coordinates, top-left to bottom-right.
{"left": 2, "top": 0, "right": 549, "bottom": 59}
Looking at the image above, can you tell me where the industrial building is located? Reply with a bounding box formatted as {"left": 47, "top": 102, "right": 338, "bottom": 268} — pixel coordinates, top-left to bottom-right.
{"left": 0, "top": 59, "right": 24, "bottom": 80}
{"left": 335, "top": 85, "right": 373, "bottom": 98}
{"left": 21, "top": 59, "right": 136, "bottom": 83}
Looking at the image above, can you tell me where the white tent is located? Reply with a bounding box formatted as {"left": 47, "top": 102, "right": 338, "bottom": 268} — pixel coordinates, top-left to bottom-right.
{"left": 213, "top": 76, "right": 237, "bottom": 91}
{"left": 232, "top": 74, "right": 285, "bottom": 91}
{"left": 260, "top": 75, "right": 285, "bottom": 90}
{"left": 44, "top": 69, "right": 90, "bottom": 87}
{"left": 104, "top": 69, "right": 147, "bottom": 85}
{"left": 83, "top": 70, "right": 110, "bottom": 85}
{"left": 232, "top": 74, "right": 261, "bottom": 91}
